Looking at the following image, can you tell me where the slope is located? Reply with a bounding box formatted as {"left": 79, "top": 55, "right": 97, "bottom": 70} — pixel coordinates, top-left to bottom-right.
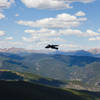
{"left": 0, "top": 80, "right": 100, "bottom": 100}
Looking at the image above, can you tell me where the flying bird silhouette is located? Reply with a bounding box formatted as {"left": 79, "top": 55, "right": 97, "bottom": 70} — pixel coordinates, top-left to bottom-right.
{"left": 45, "top": 44, "right": 59, "bottom": 50}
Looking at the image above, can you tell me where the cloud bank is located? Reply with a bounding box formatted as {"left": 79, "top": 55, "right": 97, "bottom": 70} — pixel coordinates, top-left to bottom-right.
{"left": 17, "top": 12, "right": 87, "bottom": 29}
{"left": 21, "top": 0, "right": 94, "bottom": 9}
{"left": 0, "top": 0, "right": 14, "bottom": 9}
{"left": 0, "top": 13, "right": 5, "bottom": 19}
{"left": 0, "top": 30, "right": 5, "bottom": 36}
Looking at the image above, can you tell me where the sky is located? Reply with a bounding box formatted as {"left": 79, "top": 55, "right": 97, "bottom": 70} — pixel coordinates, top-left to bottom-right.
{"left": 0, "top": 0, "right": 100, "bottom": 51}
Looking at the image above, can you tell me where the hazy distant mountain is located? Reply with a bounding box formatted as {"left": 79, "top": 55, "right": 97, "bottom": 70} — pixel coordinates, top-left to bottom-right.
{"left": 88, "top": 48, "right": 100, "bottom": 57}
{"left": 88, "top": 48, "right": 100, "bottom": 54}
{"left": 0, "top": 47, "right": 26, "bottom": 53}
{"left": 0, "top": 47, "right": 54, "bottom": 54}
{"left": 58, "top": 50, "right": 93, "bottom": 56}
{"left": 1, "top": 47, "right": 100, "bottom": 57}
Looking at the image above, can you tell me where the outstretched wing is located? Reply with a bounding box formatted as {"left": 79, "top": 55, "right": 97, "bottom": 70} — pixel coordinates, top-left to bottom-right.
{"left": 45, "top": 45, "right": 50, "bottom": 48}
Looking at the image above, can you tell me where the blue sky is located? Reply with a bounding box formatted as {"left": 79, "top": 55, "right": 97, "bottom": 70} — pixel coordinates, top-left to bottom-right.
{"left": 0, "top": 0, "right": 100, "bottom": 51}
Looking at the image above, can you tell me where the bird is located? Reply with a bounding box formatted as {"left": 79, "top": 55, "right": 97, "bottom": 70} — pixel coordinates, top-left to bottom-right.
{"left": 45, "top": 44, "right": 59, "bottom": 50}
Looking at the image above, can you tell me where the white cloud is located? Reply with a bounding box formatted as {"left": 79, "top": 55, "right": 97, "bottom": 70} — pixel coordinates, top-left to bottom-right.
{"left": 17, "top": 12, "right": 87, "bottom": 29}
{"left": 5, "top": 37, "right": 13, "bottom": 40}
{"left": 59, "top": 29, "right": 82, "bottom": 36}
{"left": 22, "top": 35, "right": 67, "bottom": 50}
{"left": 86, "top": 30, "right": 99, "bottom": 36}
{"left": 75, "top": 11, "right": 86, "bottom": 16}
{"left": 88, "top": 37, "right": 96, "bottom": 41}
{"left": 0, "top": 13, "right": 5, "bottom": 19}
{"left": 25, "top": 28, "right": 58, "bottom": 37}
{"left": 89, "top": 37, "right": 100, "bottom": 41}
{"left": 21, "top": 28, "right": 100, "bottom": 51}
{"left": 22, "top": 28, "right": 67, "bottom": 50}
{"left": 21, "top": 0, "right": 94, "bottom": 10}
{"left": 40, "top": 37, "right": 66, "bottom": 44}
{"left": 23, "top": 28, "right": 60, "bottom": 42}
{"left": 22, "top": 28, "right": 99, "bottom": 50}
{"left": 0, "top": 30, "right": 5, "bottom": 36}
{"left": 0, "top": 40, "right": 24, "bottom": 48}
{"left": 60, "top": 44, "right": 79, "bottom": 51}
{"left": 0, "top": 0, "right": 14, "bottom": 9}
{"left": 22, "top": 37, "right": 33, "bottom": 42}
{"left": 59, "top": 29, "right": 99, "bottom": 37}
{"left": 24, "top": 28, "right": 87, "bottom": 40}
{"left": 98, "top": 29, "right": 100, "bottom": 32}
{"left": 15, "top": 13, "right": 19, "bottom": 17}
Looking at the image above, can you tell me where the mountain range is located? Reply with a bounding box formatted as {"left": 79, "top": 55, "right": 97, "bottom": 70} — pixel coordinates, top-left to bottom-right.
{"left": 0, "top": 50, "right": 100, "bottom": 91}
{"left": 0, "top": 47, "right": 100, "bottom": 57}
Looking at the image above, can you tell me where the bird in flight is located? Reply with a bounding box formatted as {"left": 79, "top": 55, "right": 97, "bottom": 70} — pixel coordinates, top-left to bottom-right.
{"left": 45, "top": 44, "right": 59, "bottom": 50}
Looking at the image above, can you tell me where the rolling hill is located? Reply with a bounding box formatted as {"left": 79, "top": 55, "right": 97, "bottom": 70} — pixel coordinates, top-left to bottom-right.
{"left": 0, "top": 70, "right": 67, "bottom": 88}
{"left": 0, "top": 80, "right": 100, "bottom": 100}
{"left": 0, "top": 52, "right": 100, "bottom": 90}
{"left": 0, "top": 70, "right": 100, "bottom": 91}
